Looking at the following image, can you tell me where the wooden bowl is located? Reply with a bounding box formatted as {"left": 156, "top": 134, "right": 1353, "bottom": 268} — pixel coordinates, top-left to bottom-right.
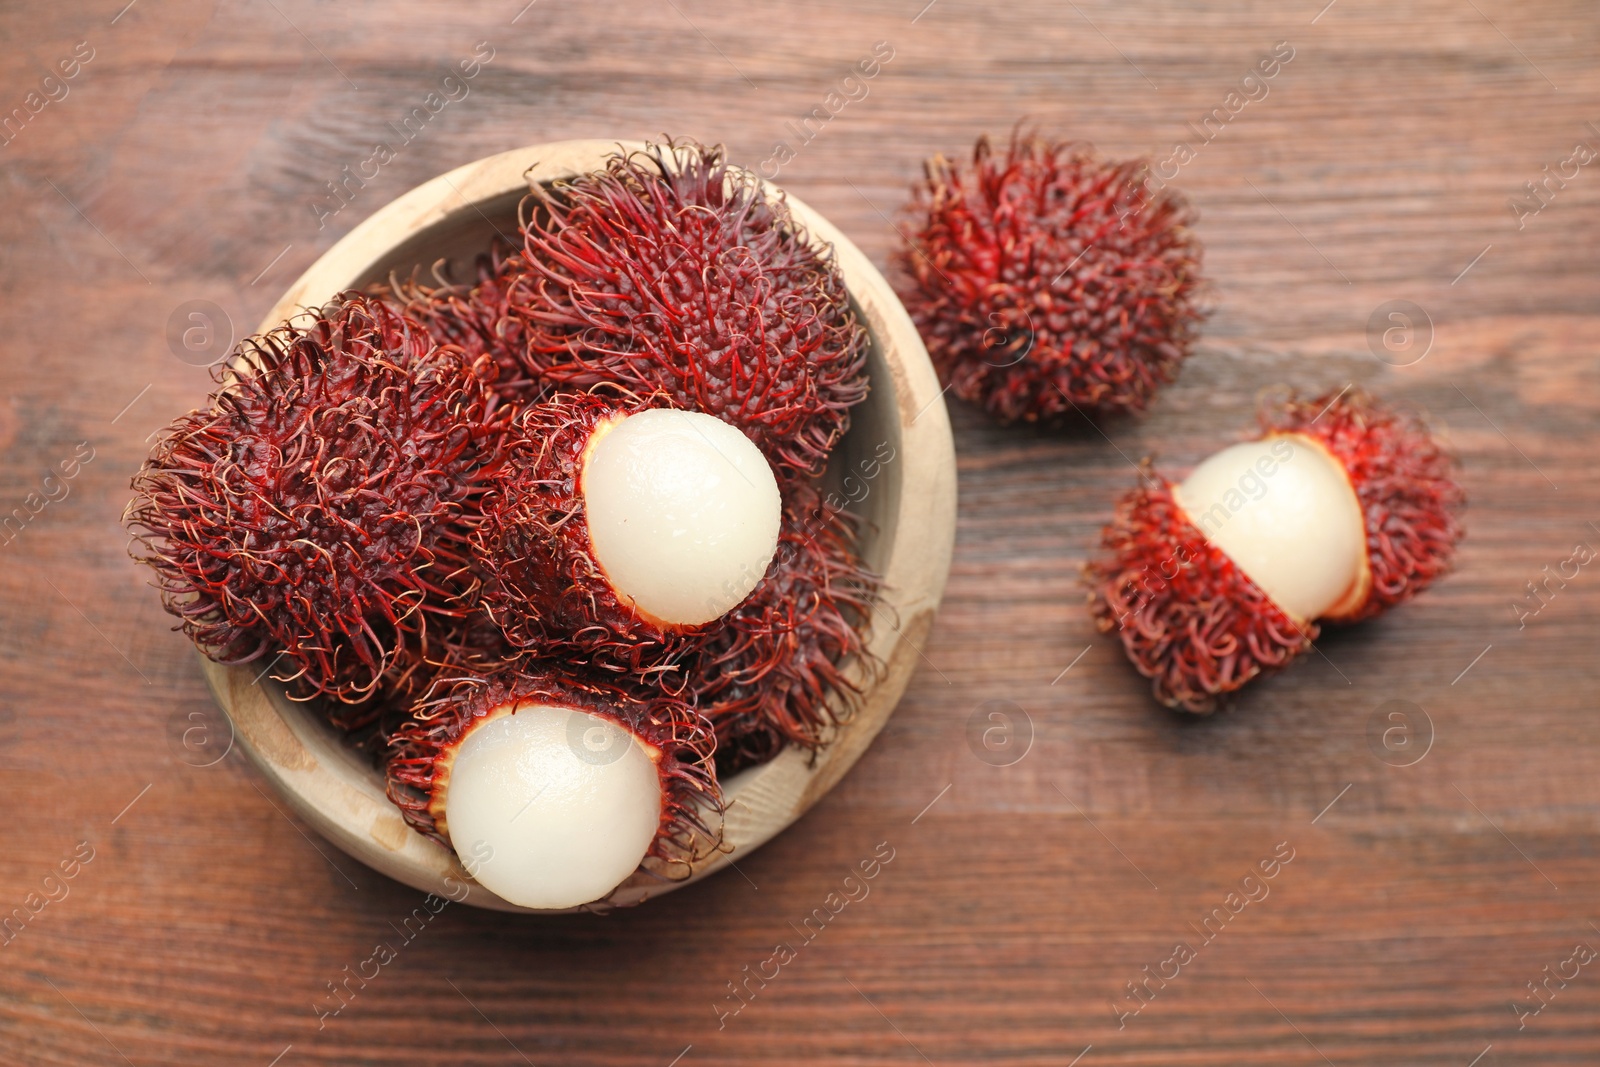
{"left": 200, "top": 141, "right": 957, "bottom": 912}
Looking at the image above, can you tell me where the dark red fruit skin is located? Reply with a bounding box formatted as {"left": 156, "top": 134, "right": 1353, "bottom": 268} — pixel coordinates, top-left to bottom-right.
{"left": 693, "top": 482, "right": 880, "bottom": 773}
{"left": 1085, "top": 475, "right": 1312, "bottom": 714}
{"left": 379, "top": 603, "right": 523, "bottom": 718}
{"left": 1261, "top": 388, "right": 1465, "bottom": 623}
{"left": 125, "top": 293, "right": 507, "bottom": 723}
{"left": 371, "top": 246, "right": 548, "bottom": 407}
{"left": 471, "top": 391, "right": 701, "bottom": 686}
{"left": 894, "top": 132, "right": 1205, "bottom": 422}
{"left": 513, "top": 138, "right": 868, "bottom": 477}
{"left": 383, "top": 666, "right": 721, "bottom": 891}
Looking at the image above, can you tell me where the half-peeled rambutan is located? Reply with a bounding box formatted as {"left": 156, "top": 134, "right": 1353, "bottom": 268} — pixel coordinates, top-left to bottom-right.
{"left": 473, "top": 390, "right": 783, "bottom": 685}
{"left": 895, "top": 132, "right": 1205, "bottom": 422}
{"left": 513, "top": 138, "right": 869, "bottom": 477}
{"left": 1086, "top": 387, "right": 1464, "bottom": 713}
{"left": 384, "top": 665, "right": 720, "bottom": 909}
{"left": 126, "top": 293, "right": 506, "bottom": 719}
{"left": 693, "top": 482, "right": 880, "bottom": 773}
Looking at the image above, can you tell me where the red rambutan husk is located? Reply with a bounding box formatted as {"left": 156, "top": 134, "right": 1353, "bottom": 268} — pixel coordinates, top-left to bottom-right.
{"left": 126, "top": 293, "right": 507, "bottom": 722}
{"left": 512, "top": 138, "right": 869, "bottom": 477}
{"left": 894, "top": 132, "right": 1206, "bottom": 422}
{"left": 471, "top": 389, "right": 701, "bottom": 685}
{"left": 383, "top": 665, "right": 722, "bottom": 888}
{"left": 692, "top": 482, "right": 880, "bottom": 773}
{"left": 377, "top": 602, "right": 523, "bottom": 721}
{"left": 370, "top": 245, "right": 548, "bottom": 407}
{"left": 1260, "top": 387, "right": 1465, "bottom": 623}
{"left": 1085, "top": 473, "right": 1313, "bottom": 714}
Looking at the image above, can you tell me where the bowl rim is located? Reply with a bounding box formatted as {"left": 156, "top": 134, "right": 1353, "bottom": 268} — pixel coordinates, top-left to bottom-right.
{"left": 201, "top": 139, "right": 957, "bottom": 913}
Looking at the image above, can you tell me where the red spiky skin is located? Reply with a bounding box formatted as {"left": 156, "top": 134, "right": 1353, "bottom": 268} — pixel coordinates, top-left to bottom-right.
{"left": 693, "top": 483, "right": 880, "bottom": 773}
{"left": 1261, "top": 388, "right": 1465, "bottom": 622}
{"left": 1085, "top": 476, "right": 1312, "bottom": 714}
{"left": 1087, "top": 388, "right": 1465, "bottom": 713}
{"left": 471, "top": 391, "right": 701, "bottom": 686}
{"left": 378, "top": 603, "right": 523, "bottom": 720}
{"left": 894, "top": 132, "right": 1205, "bottom": 422}
{"left": 513, "top": 138, "right": 869, "bottom": 477}
{"left": 383, "top": 666, "right": 721, "bottom": 890}
{"left": 371, "top": 246, "right": 548, "bottom": 407}
{"left": 126, "top": 293, "right": 506, "bottom": 722}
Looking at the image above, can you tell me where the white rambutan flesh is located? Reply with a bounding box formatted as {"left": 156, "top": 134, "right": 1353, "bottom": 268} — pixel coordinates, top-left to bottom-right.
{"left": 1172, "top": 435, "right": 1367, "bottom": 622}
{"left": 582, "top": 408, "right": 782, "bottom": 627}
{"left": 443, "top": 703, "right": 663, "bottom": 910}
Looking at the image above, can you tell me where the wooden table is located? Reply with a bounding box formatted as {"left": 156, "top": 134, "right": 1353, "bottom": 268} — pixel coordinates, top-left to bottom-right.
{"left": 3, "top": 1, "right": 1597, "bottom": 1063}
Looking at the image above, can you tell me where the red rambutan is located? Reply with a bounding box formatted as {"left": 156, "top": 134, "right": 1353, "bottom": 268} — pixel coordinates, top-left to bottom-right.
{"left": 126, "top": 293, "right": 506, "bottom": 719}
{"left": 1086, "top": 387, "right": 1464, "bottom": 713}
{"left": 371, "top": 245, "right": 547, "bottom": 406}
{"left": 377, "top": 602, "right": 523, "bottom": 720}
{"left": 513, "top": 138, "right": 869, "bottom": 477}
{"left": 693, "top": 482, "right": 880, "bottom": 773}
{"left": 384, "top": 665, "right": 720, "bottom": 909}
{"left": 894, "top": 131, "right": 1206, "bottom": 422}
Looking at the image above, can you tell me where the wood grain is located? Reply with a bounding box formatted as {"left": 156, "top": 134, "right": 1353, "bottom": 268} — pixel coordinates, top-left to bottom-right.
{"left": 3, "top": 0, "right": 1599, "bottom": 1064}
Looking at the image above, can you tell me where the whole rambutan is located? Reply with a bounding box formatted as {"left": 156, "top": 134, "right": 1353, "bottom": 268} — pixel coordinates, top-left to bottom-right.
{"left": 126, "top": 293, "right": 506, "bottom": 719}
{"left": 378, "top": 602, "right": 523, "bottom": 719}
{"left": 894, "top": 132, "right": 1205, "bottom": 422}
{"left": 693, "top": 482, "right": 880, "bottom": 774}
{"left": 371, "top": 245, "right": 546, "bottom": 407}
{"left": 473, "top": 390, "right": 784, "bottom": 684}
{"left": 513, "top": 138, "right": 869, "bottom": 477}
{"left": 1086, "top": 387, "right": 1464, "bottom": 713}
{"left": 384, "top": 665, "right": 720, "bottom": 909}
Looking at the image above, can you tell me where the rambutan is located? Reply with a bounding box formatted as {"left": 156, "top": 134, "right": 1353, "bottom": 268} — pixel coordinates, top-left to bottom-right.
{"left": 473, "top": 390, "right": 783, "bottom": 683}
{"left": 371, "top": 245, "right": 547, "bottom": 406}
{"left": 384, "top": 665, "right": 720, "bottom": 909}
{"left": 1086, "top": 387, "right": 1464, "bottom": 713}
{"left": 513, "top": 138, "right": 869, "bottom": 477}
{"left": 894, "top": 132, "right": 1205, "bottom": 422}
{"left": 693, "top": 483, "right": 879, "bottom": 773}
{"left": 126, "top": 293, "right": 506, "bottom": 719}
{"left": 377, "top": 602, "right": 522, "bottom": 719}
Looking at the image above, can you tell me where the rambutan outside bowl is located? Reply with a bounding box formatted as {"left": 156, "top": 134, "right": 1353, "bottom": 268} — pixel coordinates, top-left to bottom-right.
{"left": 199, "top": 140, "right": 957, "bottom": 913}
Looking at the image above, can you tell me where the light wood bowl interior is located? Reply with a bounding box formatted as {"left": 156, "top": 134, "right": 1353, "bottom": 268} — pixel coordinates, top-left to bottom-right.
{"left": 200, "top": 140, "right": 956, "bottom": 913}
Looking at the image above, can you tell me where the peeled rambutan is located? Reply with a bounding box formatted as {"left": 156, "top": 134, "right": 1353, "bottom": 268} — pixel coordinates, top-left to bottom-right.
{"left": 513, "top": 138, "right": 869, "bottom": 477}
{"left": 894, "top": 131, "right": 1205, "bottom": 422}
{"left": 384, "top": 665, "right": 720, "bottom": 909}
{"left": 1086, "top": 387, "right": 1464, "bottom": 713}
{"left": 692, "top": 482, "right": 880, "bottom": 774}
{"left": 473, "top": 390, "right": 783, "bottom": 683}
{"left": 126, "top": 293, "right": 506, "bottom": 719}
